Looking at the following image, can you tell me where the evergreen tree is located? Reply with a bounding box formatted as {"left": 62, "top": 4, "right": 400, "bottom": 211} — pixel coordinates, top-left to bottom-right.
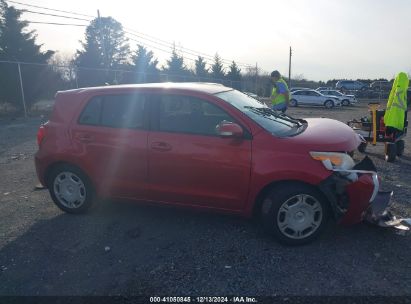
{"left": 130, "top": 44, "right": 159, "bottom": 83}
{"left": 226, "top": 61, "right": 242, "bottom": 89}
{"left": 194, "top": 56, "right": 208, "bottom": 79}
{"left": 163, "top": 47, "right": 190, "bottom": 81}
{"left": 211, "top": 53, "right": 225, "bottom": 82}
{"left": 0, "top": 1, "right": 54, "bottom": 109}
{"left": 74, "top": 16, "right": 129, "bottom": 87}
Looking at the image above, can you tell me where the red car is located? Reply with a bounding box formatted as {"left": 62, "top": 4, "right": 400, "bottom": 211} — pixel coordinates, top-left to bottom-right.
{"left": 35, "top": 83, "right": 390, "bottom": 245}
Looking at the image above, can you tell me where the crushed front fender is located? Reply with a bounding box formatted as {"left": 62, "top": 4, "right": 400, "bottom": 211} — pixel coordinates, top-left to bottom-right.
{"left": 319, "top": 156, "right": 391, "bottom": 225}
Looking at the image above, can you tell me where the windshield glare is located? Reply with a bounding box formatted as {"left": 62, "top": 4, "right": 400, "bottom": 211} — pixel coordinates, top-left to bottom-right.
{"left": 215, "top": 90, "right": 303, "bottom": 137}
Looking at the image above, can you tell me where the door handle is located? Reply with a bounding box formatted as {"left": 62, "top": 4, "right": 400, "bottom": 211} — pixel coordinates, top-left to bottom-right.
{"left": 151, "top": 142, "right": 172, "bottom": 152}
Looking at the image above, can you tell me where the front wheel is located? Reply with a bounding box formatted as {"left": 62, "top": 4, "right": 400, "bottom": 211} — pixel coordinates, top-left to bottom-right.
{"left": 342, "top": 99, "right": 350, "bottom": 106}
{"left": 48, "top": 164, "right": 95, "bottom": 214}
{"left": 396, "top": 140, "right": 405, "bottom": 156}
{"left": 260, "top": 184, "right": 329, "bottom": 245}
{"left": 290, "top": 99, "right": 298, "bottom": 107}
{"left": 324, "top": 100, "right": 335, "bottom": 109}
{"left": 385, "top": 143, "right": 397, "bottom": 162}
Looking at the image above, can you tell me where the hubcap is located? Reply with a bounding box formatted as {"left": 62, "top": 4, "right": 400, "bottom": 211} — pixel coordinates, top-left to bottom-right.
{"left": 53, "top": 172, "right": 86, "bottom": 209}
{"left": 277, "top": 194, "right": 323, "bottom": 239}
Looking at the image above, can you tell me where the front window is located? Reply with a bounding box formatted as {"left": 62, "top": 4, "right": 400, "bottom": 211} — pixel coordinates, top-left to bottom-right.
{"left": 157, "top": 94, "right": 234, "bottom": 136}
{"left": 324, "top": 90, "right": 342, "bottom": 96}
{"left": 215, "top": 90, "right": 306, "bottom": 137}
{"left": 331, "top": 91, "right": 343, "bottom": 96}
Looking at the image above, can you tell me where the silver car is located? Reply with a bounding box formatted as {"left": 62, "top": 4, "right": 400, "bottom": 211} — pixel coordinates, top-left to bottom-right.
{"left": 290, "top": 89, "right": 341, "bottom": 108}
{"left": 319, "top": 90, "right": 357, "bottom": 106}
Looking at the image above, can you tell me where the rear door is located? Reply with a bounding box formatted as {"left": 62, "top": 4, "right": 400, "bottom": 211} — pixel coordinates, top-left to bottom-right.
{"left": 70, "top": 93, "right": 149, "bottom": 199}
{"left": 294, "top": 90, "right": 308, "bottom": 105}
{"left": 146, "top": 93, "right": 252, "bottom": 211}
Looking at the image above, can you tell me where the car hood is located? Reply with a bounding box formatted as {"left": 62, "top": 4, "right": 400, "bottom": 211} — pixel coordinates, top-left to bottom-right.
{"left": 286, "top": 118, "right": 361, "bottom": 152}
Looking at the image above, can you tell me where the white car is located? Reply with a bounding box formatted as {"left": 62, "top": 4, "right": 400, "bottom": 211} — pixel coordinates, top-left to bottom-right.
{"left": 318, "top": 90, "right": 357, "bottom": 106}
{"left": 289, "top": 87, "right": 311, "bottom": 92}
{"left": 290, "top": 89, "right": 341, "bottom": 108}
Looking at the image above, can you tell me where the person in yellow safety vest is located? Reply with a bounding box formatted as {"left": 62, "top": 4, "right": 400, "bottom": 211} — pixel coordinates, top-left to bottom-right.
{"left": 384, "top": 72, "right": 409, "bottom": 132}
{"left": 270, "top": 70, "right": 290, "bottom": 113}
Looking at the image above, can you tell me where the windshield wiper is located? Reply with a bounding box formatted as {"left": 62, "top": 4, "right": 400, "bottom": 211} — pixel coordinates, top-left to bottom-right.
{"left": 244, "top": 106, "right": 305, "bottom": 127}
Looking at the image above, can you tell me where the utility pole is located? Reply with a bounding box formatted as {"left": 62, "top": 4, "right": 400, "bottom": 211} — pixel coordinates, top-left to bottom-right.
{"left": 17, "top": 63, "right": 27, "bottom": 118}
{"left": 255, "top": 62, "right": 258, "bottom": 93}
{"left": 97, "top": 9, "right": 108, "bottom": 83}
{"left": 288, "top": 46, "right": 292, "bottom": 88}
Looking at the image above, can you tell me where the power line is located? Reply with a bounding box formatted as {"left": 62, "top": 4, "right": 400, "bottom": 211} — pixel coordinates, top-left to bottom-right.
{"left": 126, "top": 31, "right": 212, "bottom": 64}
{"left": 27, "top": 21, "right": 88, "bottom": 27}
{"left": 5, "top": 0, "right": 94, "bottom": 18}
{"left": 20, "top": 9, "right": 92, "bottom": 22}
{"left": 125, "top": 28, "right": 252, "bottom": 68}
{"left": 126, "top": 36, "right": 197, "bottom": 63}
{"left": 11, "top": 1, "right": 257, "bottom": 70}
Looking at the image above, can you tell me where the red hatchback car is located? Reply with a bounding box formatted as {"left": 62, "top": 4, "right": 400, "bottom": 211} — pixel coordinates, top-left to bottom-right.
{"left": 35, "top": 83, "right": 388, "bottom": 245}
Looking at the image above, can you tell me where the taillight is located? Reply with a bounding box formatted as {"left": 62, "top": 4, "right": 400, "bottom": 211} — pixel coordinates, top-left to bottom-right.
{"left": 37, "top": 125, "right": 46, "bottom": 147}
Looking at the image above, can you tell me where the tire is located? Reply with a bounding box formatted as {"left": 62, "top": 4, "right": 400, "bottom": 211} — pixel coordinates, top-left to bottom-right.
{"left": 396, "top": 140, "right": 405, "bottom": 156}
{"left": 260, "top": 183, "right": 329, "bottom": 245}
{"left": 290, "top": 99, "right": 298, "bottom": 107}
{"left": 358, "top": 142, "right": 367, "bottom": 153}
{"left": 385, "top": 143, "right": 397, "bottom": 162}
{"left": 324, "top": 100, "right": 334, "bottom": 109}
{"left": 48, "top": 164, "right": 95, "bottom": 214}
{"left": 342, "top": 99, "right": 350, "bottom": 106}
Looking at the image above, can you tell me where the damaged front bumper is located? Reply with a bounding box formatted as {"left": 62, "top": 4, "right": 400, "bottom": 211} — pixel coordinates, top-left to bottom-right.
{"left": 319, "top": 156, "right": 394, "bottom": 226}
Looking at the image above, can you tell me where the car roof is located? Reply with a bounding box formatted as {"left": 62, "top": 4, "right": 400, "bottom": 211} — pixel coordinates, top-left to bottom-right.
{"left": 57, "top": 82, "right": 230, "bottom": 96}
{"left": 292, "top": 89, "right": 318, "bottom": 93}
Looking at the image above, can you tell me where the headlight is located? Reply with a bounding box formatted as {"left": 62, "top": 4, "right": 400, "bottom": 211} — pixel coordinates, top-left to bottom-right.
{"left": 310, "top": 152, "right": 357, "bottom": 180}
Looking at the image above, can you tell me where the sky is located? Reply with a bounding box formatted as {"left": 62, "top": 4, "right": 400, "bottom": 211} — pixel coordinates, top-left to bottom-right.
{"left": 11, "top": 0, "right": 411, "bottom": 81}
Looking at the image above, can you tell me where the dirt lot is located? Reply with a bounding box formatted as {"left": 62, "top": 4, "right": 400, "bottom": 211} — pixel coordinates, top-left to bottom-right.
{"left": 0, "top": 101, "right": 411, "bottom": 296}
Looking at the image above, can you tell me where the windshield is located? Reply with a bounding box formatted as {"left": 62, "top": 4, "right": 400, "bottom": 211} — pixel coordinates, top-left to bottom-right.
{"left": 323, "top": 90, "right": 342, "bottom": 96}
{"left": 215, "top": 90, "right": 306, "bottom": 137}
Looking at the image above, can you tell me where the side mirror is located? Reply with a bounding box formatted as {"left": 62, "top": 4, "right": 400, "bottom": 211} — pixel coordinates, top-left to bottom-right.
{"left": 216, "top": 121, "right": 243, "bottom": 138}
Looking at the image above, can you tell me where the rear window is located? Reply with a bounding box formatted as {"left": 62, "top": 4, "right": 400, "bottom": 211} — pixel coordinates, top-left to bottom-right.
{"left": 78, "top": 94, "right": 147, "bottom": 129}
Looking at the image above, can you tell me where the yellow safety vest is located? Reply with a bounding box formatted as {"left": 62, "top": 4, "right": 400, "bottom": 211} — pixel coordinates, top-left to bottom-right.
{"left": 271, "top": 78, "right": 289, "bottom": 106}
{"left": 384, "top": 72, "right": 409, "bottom": 131}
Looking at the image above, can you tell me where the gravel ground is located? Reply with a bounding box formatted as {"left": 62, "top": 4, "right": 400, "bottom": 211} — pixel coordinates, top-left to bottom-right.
{"left": 0, "top": 102, "right": 410, "bottom": 296}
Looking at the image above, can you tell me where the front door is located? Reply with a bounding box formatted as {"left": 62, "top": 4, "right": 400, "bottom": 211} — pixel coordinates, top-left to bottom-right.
{"left": 147, "top": 94, "right": 252, "bottom": 211}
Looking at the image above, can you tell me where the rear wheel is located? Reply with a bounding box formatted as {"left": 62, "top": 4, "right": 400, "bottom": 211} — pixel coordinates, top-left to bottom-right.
{"left": 48, "top": 164, "right": 95, "bottom": 214}
{"left": 385, "top": 143, "right": 397, "bottom": 162}
{"left": 290, "top": 99, "right": 298, "bottom": 107}
{"left": 396, "top": 140, "right": 405, "bottom": 156}
{"left": 260, "top": 184, "right": 329, "bottom": 245}
{"left": 324, "top": 100, "right": 335, "bottom": 109}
